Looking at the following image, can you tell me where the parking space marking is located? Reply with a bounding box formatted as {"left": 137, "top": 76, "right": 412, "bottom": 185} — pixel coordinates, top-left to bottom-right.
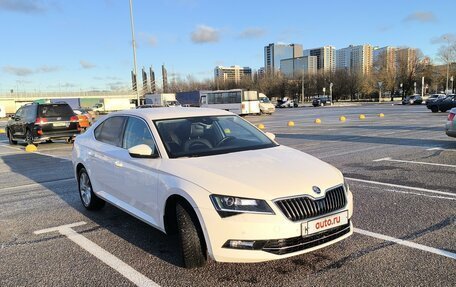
{"left": 373, "top": 157, "right": 456, "bottom": 168}
{"left": 0, "top": 178, "right": 74, "bottom": 193}
{"left": 426, "top": 147, "right": 456, "bottom": 152}
{"left": 318, "top": 146, "right": 380, "bottom": 159}
{"left": 346, "top": 177, "right": 456, "bottom": 197}
{"left": 354, "top": 228, "right": 456, "bottom": 260}
{"left": 34, "top": 222, "right": 160, "bottom": 287}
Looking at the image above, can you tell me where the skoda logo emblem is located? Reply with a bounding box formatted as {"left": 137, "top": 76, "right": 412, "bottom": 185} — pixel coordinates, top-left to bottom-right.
{"left": 312, "top": 186, "right": 321, "bottom": 194}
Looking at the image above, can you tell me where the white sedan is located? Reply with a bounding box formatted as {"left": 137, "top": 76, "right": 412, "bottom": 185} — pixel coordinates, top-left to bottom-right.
{"left": 72, "top": 108, "right": 353, "bottom": 268}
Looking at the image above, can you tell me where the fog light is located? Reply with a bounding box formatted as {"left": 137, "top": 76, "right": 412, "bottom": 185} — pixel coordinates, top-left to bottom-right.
{"left": 223, "top": 240, "right": 265, "bottom": 250}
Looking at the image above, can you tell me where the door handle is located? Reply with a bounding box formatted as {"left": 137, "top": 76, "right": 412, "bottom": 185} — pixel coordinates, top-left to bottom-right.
{"left": 114, "top": 161, "right": 123, "bottom": 168}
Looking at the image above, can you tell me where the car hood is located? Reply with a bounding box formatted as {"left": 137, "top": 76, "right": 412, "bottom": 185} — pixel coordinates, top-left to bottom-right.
{"left": 159, "top": 145, "right": 344, "bottom": 200}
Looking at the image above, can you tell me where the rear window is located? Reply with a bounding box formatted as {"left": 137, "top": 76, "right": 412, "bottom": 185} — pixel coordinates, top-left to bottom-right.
{"left": 38, "top": 104, "right": 74, "bottom": 117}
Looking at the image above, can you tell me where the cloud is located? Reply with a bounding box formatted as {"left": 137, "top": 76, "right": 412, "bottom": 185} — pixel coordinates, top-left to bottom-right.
{"left": 431, "top": 33, "right": 456, "bottom": 44}
{"left": 2, "top": 66, "right": 34, "bottom": 76}
{"left": 107, "top": 81, "right": 128, "bottom": 91}
{"left": 0, "top": 0, "right": 47, "bottom": 13}
{"left": 138, "top": 32, "right": 157, "bottom": 47}
{"left": 61, "top": 82, "right": 75, "bottom": 88}
{"left": 239, "top": 27, "right": 265, "bottom": 39}
{"left": 403, "top": 11, "right": 436, "bottom": 23}
{"left": 191, "top": 25, "right": 219, "bottom": 43}
{"left": 2, "top": 65, "right": 59, "bottom": 76}
{"left": 36, "top": 65, "right": 59, "bottom": 73}
{"left": 80, "top": 60, "right": 96, "bottom": 69}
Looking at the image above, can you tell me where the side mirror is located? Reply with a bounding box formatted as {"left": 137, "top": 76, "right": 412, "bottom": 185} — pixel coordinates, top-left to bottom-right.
{"left": 128, "top": 144, "right": 158, "bottom": 158}
{"left": 265, "top": 132, "right": 276, "bottom": 141}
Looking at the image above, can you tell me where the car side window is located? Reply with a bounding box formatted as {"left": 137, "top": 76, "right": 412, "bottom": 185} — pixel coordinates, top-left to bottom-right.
{"left": 94, "top": 116, "right": 126, "bottom": 147}
{"left": 15, "top": 108, "right": 23, "bottom": 118}
{"left": 123, "top": 117, "right": 158, "bottom": 155}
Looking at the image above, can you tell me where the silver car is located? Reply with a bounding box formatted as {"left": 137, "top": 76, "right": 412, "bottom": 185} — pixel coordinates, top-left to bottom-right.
{"left": 446, "top": 108, "right": 456, "bottom": 138}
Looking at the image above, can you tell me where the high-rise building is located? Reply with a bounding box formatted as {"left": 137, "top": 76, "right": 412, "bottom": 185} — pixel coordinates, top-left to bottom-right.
{"left": 336, "top": 44, "right": 373, "bottom": 75}
{"left": 303, "top": 46, "right": 336, "bottom": 73}
{"left": 396, "top": 47, "right": 417, "bottom": 74}
{"left": 264, "top": 43, "right": 303, "bottom": 75}
{"left": 280, "top": 56, "right": 318, "bottom": 77}
{"left": 214, "top": 65, "right": 252, "bottom": 83}
{"left": 373, "top": 46, "right": 396, "bottom": 72}
{"left": 336, "top": 47, "right": 352, "bottom": 71}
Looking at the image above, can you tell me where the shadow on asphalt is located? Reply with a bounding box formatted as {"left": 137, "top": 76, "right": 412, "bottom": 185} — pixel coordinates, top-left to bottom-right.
{"left": 1, "top": 152, "right": 183, "bottom": 267}
{"left": 339, "top": 125, "right": 444, "bottom": 132}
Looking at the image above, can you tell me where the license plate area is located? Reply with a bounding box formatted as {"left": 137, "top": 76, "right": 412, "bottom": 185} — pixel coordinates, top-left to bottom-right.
{"left": 302, "top": 211, "right": 348, "bottom": 236}
{"left": 53, "top": 122, "right": 69, "bottom": 127}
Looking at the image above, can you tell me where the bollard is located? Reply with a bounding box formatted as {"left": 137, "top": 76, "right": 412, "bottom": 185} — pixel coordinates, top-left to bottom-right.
{"left": 25, "top": 144, "right": 37, "bottom": 152}
{"left": 339, "top": 116, "right": 346, "bottom": 122}
{"left": 315, "top": 118, "right": 322, "bottom": 124}
{"left": 287, "top": 121, "right": 295, "bottom": 127}
{"left": 359, "top": 114, "right": 366, "bottom": 120}
{"left": 378, "top": 113, "right": 385, "bottom": 118}
{"left": 258, "top": 123, "right": 265, "bottom": 130}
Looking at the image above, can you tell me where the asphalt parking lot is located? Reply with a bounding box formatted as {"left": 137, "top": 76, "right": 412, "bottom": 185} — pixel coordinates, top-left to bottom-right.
{"left": 0, "top": 103, "right": 455, "bottom": 287}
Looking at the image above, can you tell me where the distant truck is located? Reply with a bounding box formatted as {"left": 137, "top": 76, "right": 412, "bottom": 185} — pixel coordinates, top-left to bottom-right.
{"left": 258, "top": 93, "right": 275, "bottom": 114}
{"left": 92, "top": 98, "right": 135, "bottom": 113}
{"left": 144, "top": 93, "right": 181, "bottom": 107}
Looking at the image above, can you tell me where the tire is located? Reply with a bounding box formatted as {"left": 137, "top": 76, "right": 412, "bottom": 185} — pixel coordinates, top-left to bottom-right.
{"left": 176, "top": 202, "right": 207, "bottom": 268}
{"left": 25, "top": 129, "right": 34, "bottom": 145}
{"left": 78, "top": 168, "right": 105, "bottom": 210}
{"left": 7, "top": 129, "right": 17, "bottom": 145}
{"left": 431, "top": 106, "right": 438, "bottom": 113}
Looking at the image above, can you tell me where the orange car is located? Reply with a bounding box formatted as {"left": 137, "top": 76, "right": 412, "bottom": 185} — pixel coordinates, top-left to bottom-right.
{"left": 77, "top": 114, "right": 90, "bottom": 129}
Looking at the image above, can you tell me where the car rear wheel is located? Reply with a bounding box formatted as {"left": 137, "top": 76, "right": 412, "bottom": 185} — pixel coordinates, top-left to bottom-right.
{"left": 7, "top": 129, "right": 17, "bottom": 145}
{"left": 431, "top": 106, "right": 438, "bottom": 113}
{"left": 25, "top": 129, "right": 34, "bottom": 145}
{"left": 78, "top": 168, "right": 105, "bottom": 210}
{"left": 176, "top": 202, "right": 207, "bottom": 268}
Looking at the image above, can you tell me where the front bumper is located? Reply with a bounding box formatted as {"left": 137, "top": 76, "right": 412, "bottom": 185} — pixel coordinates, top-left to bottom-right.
{"left": 198, "top": 190, "right": 353, "bottom": 263}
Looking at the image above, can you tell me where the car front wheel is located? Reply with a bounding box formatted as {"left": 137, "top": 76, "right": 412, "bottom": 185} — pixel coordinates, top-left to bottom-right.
{"left": 78, "top": 168, "right": 105, "bottom": 210}
{"left": 7, "top": 129, "right": 17, "bottom": 145}
{"left": 176, "top": 202, "right": 207, "bottom": 268}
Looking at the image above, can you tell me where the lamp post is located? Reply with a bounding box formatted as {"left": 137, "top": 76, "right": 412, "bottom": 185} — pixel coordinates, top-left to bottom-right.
{"left": 400, "top": 83, "right": 403, "bottom": 99}
{"left": 129, "top": 0, "right": 140, "bottom": 106}
{"left": 414, "top": 82, "right": 417, "bottom": 94}
{"left": 451, "top": 76, "right": 454, "bottom": 93}
{"left": 378, "top": 81, "right": 383, "bottom": 103}
{"left": 444, "top": 36, "right": 450, "bottom": 94}
{"left": 329, "top": 82, "right": 333, "bottom": 105}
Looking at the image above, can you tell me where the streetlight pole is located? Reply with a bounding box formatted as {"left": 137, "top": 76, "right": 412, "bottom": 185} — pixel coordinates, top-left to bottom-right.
{"left": 129, "top": 0, "right": 140, "bottom": 106}
{"left": 444, "top": 36, "right": 450, "bottom": 94}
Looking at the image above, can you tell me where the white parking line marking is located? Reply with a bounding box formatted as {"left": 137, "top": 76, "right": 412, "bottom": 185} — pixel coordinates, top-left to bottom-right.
{"left": 373, "top": 157, "right": 456, "bottom": 168}
{"left": 426, "top": 147, "right": 456, "bottom": 152}
{"left": 383, "top": 189, "right": 456, "bottom": 201}
{"left": 346, "top": 177, "right": 456, "bottom": 197}
{"left": 0, "top": 178, "right": 74, "bottom": 192}
{"left": 354, "top": 228, "right": 456, "bottom": 260}
{"left": 318, "top": 146, "right": 379, "bottom": 159}
{"left": 34, "top": 222, "right": 160, "bottom": 287}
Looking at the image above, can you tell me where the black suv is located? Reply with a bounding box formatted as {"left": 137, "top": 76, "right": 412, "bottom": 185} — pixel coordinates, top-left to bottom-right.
{"left": 427, "top": 94, "right": 456, "bottom": 113}
{"left": 6, "top": 102, "right": 80, "bottom": 145}
{"left": 312, "top": 96, "right": 330, "bottom": 107}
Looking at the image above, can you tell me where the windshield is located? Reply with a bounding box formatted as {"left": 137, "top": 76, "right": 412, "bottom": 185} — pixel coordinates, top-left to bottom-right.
{"left": 260, "top": 97, "right": 271, "bottom": 103}
{"left": 154, "top": 115, "right": 277, "bottom": 158}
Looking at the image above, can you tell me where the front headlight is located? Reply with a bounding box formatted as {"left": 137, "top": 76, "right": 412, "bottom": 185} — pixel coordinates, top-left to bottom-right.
{"left": 210, "top": 195, "right": 275, "bottom": 217}
{"left": 344, "top": 178, "right": 350, "bottom": 193}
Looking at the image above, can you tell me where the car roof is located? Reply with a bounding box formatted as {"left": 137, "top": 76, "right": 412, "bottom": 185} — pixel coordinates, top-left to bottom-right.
{"left": 110, "top": 107, "right": 233, "bottom": 120}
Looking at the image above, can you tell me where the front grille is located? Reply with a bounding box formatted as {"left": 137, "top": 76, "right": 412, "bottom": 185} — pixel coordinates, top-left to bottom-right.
{"left": 262, "top": 222, "right": 351, "bottom": 255}
{"left": 275, "top": 186, "right": 346, "bottom": 221}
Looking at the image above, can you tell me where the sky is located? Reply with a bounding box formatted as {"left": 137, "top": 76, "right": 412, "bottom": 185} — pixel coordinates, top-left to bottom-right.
{"left": 0, "top": 0, "right": 455, "bottom": 93}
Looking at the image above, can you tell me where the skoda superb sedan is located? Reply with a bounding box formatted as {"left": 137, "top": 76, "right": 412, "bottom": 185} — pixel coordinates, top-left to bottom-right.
{"left": 72, "top": 108, "right": 353, "bottom": 268}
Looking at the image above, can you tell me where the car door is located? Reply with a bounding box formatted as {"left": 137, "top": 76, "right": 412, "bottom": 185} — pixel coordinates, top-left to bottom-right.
{"left": 89, "top": 116, "right": 128, "bottom": 203}
{"left": 10, "top": 107, "right": 24, "bottom": 138}
{"left": 113, "top": 116, "right": 161, "bottom": 225}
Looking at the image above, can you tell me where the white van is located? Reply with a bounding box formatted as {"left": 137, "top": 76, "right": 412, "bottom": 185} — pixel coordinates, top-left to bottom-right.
{"left": 0, "top": 105, "right": 6, "bottom": 118}
{"left": 259, "top": 93, "right": 275, "bottom": 114}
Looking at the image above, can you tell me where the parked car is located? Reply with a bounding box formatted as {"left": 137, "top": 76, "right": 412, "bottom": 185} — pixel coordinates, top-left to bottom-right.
{"left": 426, "top": 94, "right": 451, "bottom": 113}
{"left": 446, "top": 108, "right": 456, "bottom": 138}
{"left": 312, "top": 96, "right": 330, "bottom": 107}
{"left": 437, "top": 94, "right": 456, "bottom": 112}
{"left": 424, "top": 94, "right": 446, "bottom": 105}
{"left": 73, "top": 108, "right": 94, "bottom": 129}
{"left": 276, "top": 97, "right": 298, "bottom": 108}
{"left": 402, "top": 95, "right": 423, "bottom": 105}
{"left": 136, "top": 104, "right": 155, "bottom": 109}
{"left": 7, "top": 102, "right": 80, "bottom": 145}
{"left": 259, "top": 93, "right": 276, "bottom": 114}
{"left": 72, "top": 108, "right": 353, "bottom": 268}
